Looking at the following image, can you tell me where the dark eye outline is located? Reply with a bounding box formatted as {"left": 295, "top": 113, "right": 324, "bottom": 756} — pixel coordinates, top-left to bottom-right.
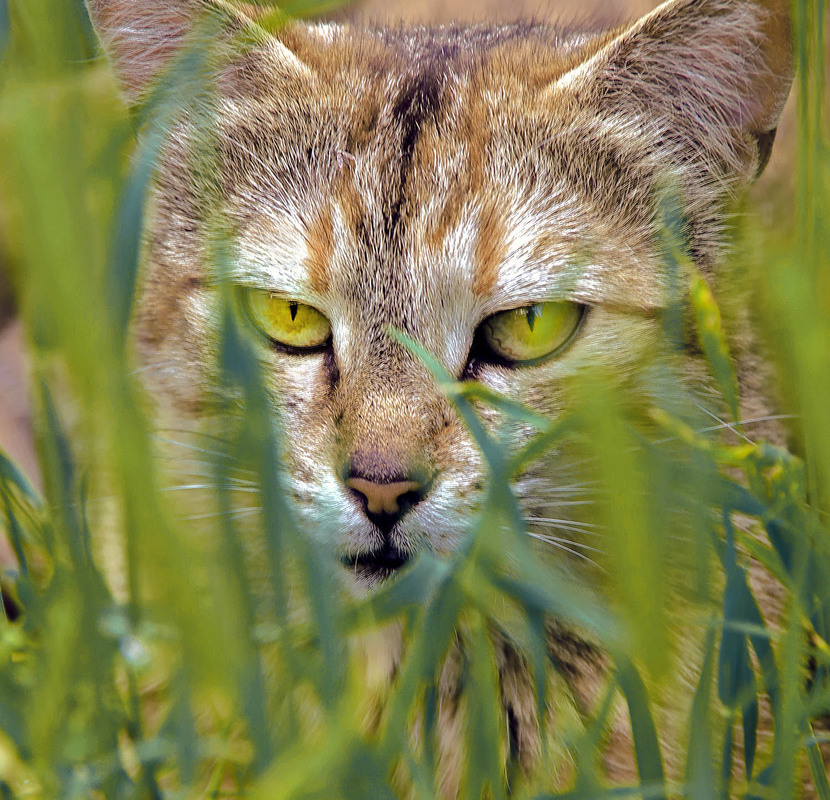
{"left": 236, "top": 286, "right": 333, "bottom": 355}
{"left": 468, "top": 302, "right": 588, "bottom": 369}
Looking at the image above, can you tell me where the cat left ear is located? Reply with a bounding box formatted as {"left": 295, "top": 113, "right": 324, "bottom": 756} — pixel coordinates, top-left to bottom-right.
{"left": 554, "top": 0, "right": 792, "bottom": 183}
{"left": 86, "top": 0, "right": 303, "bottom": 103}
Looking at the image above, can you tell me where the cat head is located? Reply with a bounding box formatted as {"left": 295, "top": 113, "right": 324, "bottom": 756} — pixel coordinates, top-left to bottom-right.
{"left": 86, "top": 0, "right": 792, "bottom": 585}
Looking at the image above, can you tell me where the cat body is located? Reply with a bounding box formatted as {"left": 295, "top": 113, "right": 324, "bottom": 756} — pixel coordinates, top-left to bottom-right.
{"left": 85, "top": 0, "right": 793, "bottom": 794}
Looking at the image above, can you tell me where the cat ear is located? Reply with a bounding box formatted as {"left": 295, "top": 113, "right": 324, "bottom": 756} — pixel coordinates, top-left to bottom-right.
{"left": 85, "top": 0, "right": 301, "bottom": 102}
{"left": 554, "top": 0, "right": 792, "bottom": 182}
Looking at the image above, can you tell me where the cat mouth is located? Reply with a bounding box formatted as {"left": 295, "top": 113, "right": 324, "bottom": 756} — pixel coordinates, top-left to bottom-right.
{"left": 342, "top": 545, "right": 410, "bottom": 579}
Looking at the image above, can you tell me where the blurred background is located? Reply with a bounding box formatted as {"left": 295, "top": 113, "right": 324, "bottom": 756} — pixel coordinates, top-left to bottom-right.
{"left": 0, "top": 0, "right": 803, "bottom": 491}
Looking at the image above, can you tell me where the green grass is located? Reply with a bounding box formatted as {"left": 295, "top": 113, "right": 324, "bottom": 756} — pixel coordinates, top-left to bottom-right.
{"left": 0, "top": 0, "right": 828, "bottom": 798}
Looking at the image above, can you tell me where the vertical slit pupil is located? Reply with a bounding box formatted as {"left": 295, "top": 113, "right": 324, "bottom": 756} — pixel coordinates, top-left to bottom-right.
{"left": 526, "top": 304, "right": 541, "bottom": 332}
{"left": 289, "top": 302, "right": 298, "bottom": 321}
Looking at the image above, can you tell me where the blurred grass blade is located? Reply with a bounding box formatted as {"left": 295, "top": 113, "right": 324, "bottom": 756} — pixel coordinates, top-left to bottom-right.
{"left": 708, "top": 514, "right": 780, "bottom": 713}
{"left": 717, "top": 508, "right": 764, "bottom": 784}
{"left": 0, "top": 684, "right": 23, "bottom": 753}
{"left": 458, "top": 382, "right": 552, "bottom": 432}
{"left": 689, "top": 274, "right": 740, "bottom": 423}
{"left": 212, "top": 439, "right": 276, "bottom": 773}
{"left": 685, "top": 629, "right": 718, "bottom": 800}
{"left": 491, "top": 563, "right": 619, "bottom": 648}
{"left": 718, "top": 722, "right": 734, "bottom": 800}
{"left": 342, "top": 553, "right": 451, "bottom": 631}
{"left": 217, "top": 297, "right": 290, "bottom": 616}
{"left": 389, "top": 329, "right": 504, "bottom": 474}
{"left": 37, "top": 377, "right": 91, "bottom": 570}
{"left": 109, "top": 14, "right": 224, "bottom": 349}
{"left": 292, "top": 531, "right": 344, "bottom": 707}
{"left": 168, "top": 670, "right": 198, "bottom": 786}
{"left": 0, "top": 449, "right": 40, "bottom": 510}
{"left": 616, "top": 657, "right": 666, "bottom": 799}
{"left": 0, "top": 479, "right": 29, "bottom": 576}
{"left": 0, "top": 0, "right": 8, "bottom": 57}
{"left": 743, "top": 695, "right": 759, "bottom": 782}
{"left": 718, "top": 513, "right": 756, "bottom": 710}
{"left": 278, "top": 0, "right": 350, "bottom": 17}
{"left": 746, "top": 765, "right": 774, "bottom": 800}
{"left": 806, "top": 728, "right": 830, "bottom": 800}
{"left": 577, "top": 373, "right": 669, "bottom": 676}
{"left": 464, "top": 615, "right": 505, "bottom": 800}
{"left": 379, "top": 569, "right": 466, "bottom": 765}
{"left": 656, "top": 190, "right": 691, "bottom": 350}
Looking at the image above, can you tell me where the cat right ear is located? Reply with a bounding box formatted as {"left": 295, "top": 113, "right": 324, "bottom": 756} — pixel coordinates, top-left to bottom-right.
{"left": 85, "top": 0, "right": 298, "bottom": 103}
{"left": 552, "top": 0, "right": 792, "bottom": 184}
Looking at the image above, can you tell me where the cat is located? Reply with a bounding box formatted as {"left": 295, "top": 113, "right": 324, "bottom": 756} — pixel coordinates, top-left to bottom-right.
{"left": 85, "top": 0, "right": 794, "bottom": 794}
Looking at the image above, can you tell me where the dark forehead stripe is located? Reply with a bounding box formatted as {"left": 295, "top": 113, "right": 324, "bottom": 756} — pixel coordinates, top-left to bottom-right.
{"left": 392, "top": 67, "right": 444, "bottom": 165}
{"left": 384, "top": 64, "right": 446, "bottom": 237}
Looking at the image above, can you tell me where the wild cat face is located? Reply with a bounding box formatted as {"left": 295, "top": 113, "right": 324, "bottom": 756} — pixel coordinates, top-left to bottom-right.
{"left": 87, "top": 0, "right": 791, "bottom": 584}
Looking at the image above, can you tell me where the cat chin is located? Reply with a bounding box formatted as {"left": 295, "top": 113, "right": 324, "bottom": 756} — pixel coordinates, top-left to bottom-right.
{"left": 337, "top": 540, "right": 411, "bottom": 592}
{"left": 342, "top": 562, "right": 402, "bottom": 592}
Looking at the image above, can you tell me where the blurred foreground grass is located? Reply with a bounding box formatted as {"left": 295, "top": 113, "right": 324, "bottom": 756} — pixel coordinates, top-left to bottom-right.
{"left": 0, "top": 0, "right": 829, "bottom": 798}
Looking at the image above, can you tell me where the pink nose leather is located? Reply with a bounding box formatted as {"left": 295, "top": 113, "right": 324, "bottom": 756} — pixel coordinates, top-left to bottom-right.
{"left": 345, "top": 477, "right": 421, "bottom": 516}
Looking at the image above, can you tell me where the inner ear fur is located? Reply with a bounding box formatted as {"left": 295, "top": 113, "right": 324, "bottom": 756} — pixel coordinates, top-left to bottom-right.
{"left": 555, "top": 0, "right": 793, "bottom": 183}
{"left": 85, "top": 0, "right": 298, "bottom": 103}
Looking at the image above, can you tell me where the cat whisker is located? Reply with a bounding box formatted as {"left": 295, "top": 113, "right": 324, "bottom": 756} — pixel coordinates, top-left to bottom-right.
{"left": 526, "top": 517, "right": 600, "bottom": 536}
{"left": 541, "top": 479, "right": 598, "bottom": 489}
{"left": 518, "top": 486, "right": 599, "bottom": 504}
{"left": 525, "top": 532, "right": 603, "bottom": 554}
{"left": 533, "top": 499, "right": 596, "bottom": 508}
{"left": 525, "top": 531, "right": 604, "bottom": 569}
{"left": 129, "top": 361, "right": 178, "bottom": 377}
{"left": 159, "top": 453, "right": 258, "bottom": 478}
{"left": 532, "top": 489, "right": 597, "bottom": 501}
{"left": 649, "top": 410, "right": 797, "bottom": 448}
{"left": 695, "top": 412, "right": 798, "bottom": 439}
{"left": 158, "top": 427, "right": 247, "bottom": 446}
{"left": 527, "top": 514, "right": 597, "bottom": 527}
{"left": 695, "top": 404, "right": 755, "bottom": 444}
{"left": 161, "top": 484, "right": 261, "bottom": 494}
{"left": 702, "top": 412, "right": 797, "bottom": 429}
{"left": 181, "top": 506, "right": 263, "bottom": 522}
{"left": 162, "top": 465, "right": 260, "bottom": 487}
{"left": 153, "top": 435, "right": 236, "bottom": 462}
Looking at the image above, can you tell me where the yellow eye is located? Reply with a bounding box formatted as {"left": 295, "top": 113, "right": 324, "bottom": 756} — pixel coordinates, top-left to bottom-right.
{"left": 243, "top": 289, "right": 331, "bottom": 349}
{"left": 481, "top": 301, "right": 584, "bottom": 363}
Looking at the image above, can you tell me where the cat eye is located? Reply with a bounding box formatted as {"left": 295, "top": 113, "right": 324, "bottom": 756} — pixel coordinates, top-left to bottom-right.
{"left": 480, "top": 301, "right": 584, "bottom": 364}
{"left": 241, "top": 289, "right": 332, "bottom": 350}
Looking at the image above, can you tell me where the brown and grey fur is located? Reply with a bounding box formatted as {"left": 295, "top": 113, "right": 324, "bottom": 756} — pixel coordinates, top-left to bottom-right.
{"left": 85, "top": 0, "right": 794, "bottom": 794}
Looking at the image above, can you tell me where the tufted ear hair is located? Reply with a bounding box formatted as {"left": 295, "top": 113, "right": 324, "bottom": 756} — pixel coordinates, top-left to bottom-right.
{"left": 554, "top": 0, "right": 793, "bottom": 183}
{"left": 85, "top": 0, "right": 295, "bottom": 103}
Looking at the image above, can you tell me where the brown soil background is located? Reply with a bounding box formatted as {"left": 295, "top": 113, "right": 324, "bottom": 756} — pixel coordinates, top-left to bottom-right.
{"left": 0, "top": 0, "right": 801, "bottom": 493}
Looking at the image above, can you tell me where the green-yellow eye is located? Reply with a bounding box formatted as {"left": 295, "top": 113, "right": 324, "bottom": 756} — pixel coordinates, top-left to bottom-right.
{"left": 480, "top": 301, "right": 584, "bottom": 363}
{"left": 243, "top": 289, "right": 331, "bottom": 349}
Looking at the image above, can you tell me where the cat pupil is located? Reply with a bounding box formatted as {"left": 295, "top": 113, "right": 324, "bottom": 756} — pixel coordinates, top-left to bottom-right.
{"left": 289, "top": 301, "right": 298, "bottom": 322}
{"left": 526, "top": 304, "right": 542, "bottom": 333}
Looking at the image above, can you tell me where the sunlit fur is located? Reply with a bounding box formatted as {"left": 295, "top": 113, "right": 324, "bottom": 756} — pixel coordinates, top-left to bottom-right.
{"left": 87, "top": 0, "right": 792, "bottom": 792}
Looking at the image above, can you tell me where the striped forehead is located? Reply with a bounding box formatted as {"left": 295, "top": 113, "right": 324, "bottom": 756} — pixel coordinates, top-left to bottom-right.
{"left": 220, "top": 29, "right": 667, "bottom": 310}
{"left": 228, "top": 136, "right": 661, "bottom": 312}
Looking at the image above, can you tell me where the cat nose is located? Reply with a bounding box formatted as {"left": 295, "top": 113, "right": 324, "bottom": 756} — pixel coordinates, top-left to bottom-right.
{"left": 345, "top": 475, "right": 427, "bottom": 533}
